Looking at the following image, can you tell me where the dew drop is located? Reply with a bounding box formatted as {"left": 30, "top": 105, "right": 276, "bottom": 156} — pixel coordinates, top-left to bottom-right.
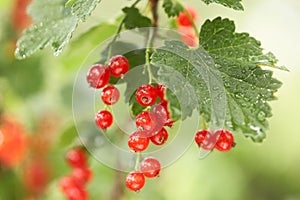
{"left": 257, "top": 111, "right": 266, "bottom": 121}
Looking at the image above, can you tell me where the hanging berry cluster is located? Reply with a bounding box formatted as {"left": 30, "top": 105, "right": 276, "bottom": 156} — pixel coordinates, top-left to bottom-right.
{"left": 86, "top": 55, "right": 129, "bottom": 129}
{"left": 125, "top": 83, "right": 176, "bottom": 191}
{"left": 194, "top": 129, "right": 235, "bottom": 152}
{"left": 85, "top": 52, "right": 236, "bottom": 192}
{"left": 129, "top": 83, "right": 175, "bottom": 149}
{"left": 59, "top": 148, "right": 92, "bottom": 200}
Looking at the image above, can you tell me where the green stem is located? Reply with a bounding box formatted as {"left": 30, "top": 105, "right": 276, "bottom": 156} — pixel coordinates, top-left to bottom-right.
{"left": 201, "top": 114, "right": 207, "bottom": 130}
{"left": 144, "top": 29, "right": 158, "bottom": 84}
{"left": 134, "top": 152, "right": 141, "bottom": 171}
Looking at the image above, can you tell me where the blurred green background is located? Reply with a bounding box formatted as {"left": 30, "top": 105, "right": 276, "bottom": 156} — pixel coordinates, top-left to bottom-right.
{"left": 0, "top": 0, "right": 300, "bottom": 199}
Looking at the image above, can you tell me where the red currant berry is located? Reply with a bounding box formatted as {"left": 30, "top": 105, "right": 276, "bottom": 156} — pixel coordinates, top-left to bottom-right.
{"left": 125, "top": 171, "right": 145, "bottom": 192}
{"left": 153, "top": 101, "right": 174, "bottom": 127}
{"left": 150, "top": 127, "right": 168, "bottom": 145}
{"left": 101, "top": 85, "right": 120, "bottom": 105}
{"left": 128, "top": 131, "right": 149, "bottom": 152}
{"left": 135, "top": 84, "right": 158, "bottom": 106}
{"left": 215, "top": 129, "right": 234, "bottom": 152}
{"left": 201, "top": 131, "right": 221, "bottom": 151}
{"left": 72, "top": 167, "right": 92, "bottom": 184}
{"left": 135, "top": 111, "right": 160, "bottom": 136}
{"left": 66, "top": 148, "right": 87, "bottom": 168}
{"left": 176, "top": 6, "right": 197, "bottom": 27}
{"left": 194, "top": 130, "right": 209, "bottom": 147}
{"left": 108, "top": 55, "right": 130, "bottom": 77}
{"left": 139, "top": 157, "right": 161, "bottom": 178}
{"left": 155, "top": 84, "right": 166, "bottom": 101}
{"left": 179, "top": 26, "right": 198, "bottom": 47}
{"left": 59, "top": 176, "right": 78, "bottom": 192}
{"left": 86, "top": 64, "right": 110, "bottom": 89}
{"left": 95, "top": 110, "right": 113, "bottom": 129}
{"left": 64, "top": 186, "right": 89, "bottom": 200}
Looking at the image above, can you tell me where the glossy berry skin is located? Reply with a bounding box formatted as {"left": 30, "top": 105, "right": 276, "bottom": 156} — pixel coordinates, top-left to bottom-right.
{"left": 135, "top": 111, "right": 161, "bottom": 136}
{"left": 176, "top": 6, "right": 197, "bottom": 27}
{"left": 150, "top": 128, "right": 168, "bottom": 146}
{"left": 125, "top": 171, "right": 145, "bottom": 192}
{"left": 153, "top": 101, "right": 174, "bottom": 127}
{"left": 128, "top": 131, "right": 149, "bottom": 152}
{"left": 108, "top": 55, "right": 130, "bottom": 77}
{"left": 135, "top": 84, "right": 158, "bottom": 106}
{"left": 155, "top": 84, "right": 166, "bottom": 101}
{"left": 215, "top": 129, "right": 234, "bottom": 152}
{"left": 66, "top": 148, "right": 87, "bottom": 168}
{"left": 95, "top": 110, "right": 113, "bottom": 129}
{"left": 86, "top": 64, "right": 110, "bottom": 89}
{"left": 194, "top": 130, "right": 210, "bottom": 147}
{"left": 101, "top": 85, "right": 120, "bottom": 105}
{"left": 139, "top": 157, "right": 161, "bottom": 178}
{"left": 72, "top": 167, "right": 92, "bottom": 184}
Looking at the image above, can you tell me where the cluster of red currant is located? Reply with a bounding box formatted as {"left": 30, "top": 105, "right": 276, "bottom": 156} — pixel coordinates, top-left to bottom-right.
{"left": 125, "top": 83, "right": 175, "bottom": 191}
{"left": 59, "top": 148, "right": 92, "bottom": 200}
{"left": 128, "top": 84, "right": 174, "bottom": 152}
{"left": 194, "top": 129, "right": 235, "bottom": 152}
{"left": 86, "top": 55, "right": 130, "bottom": 129}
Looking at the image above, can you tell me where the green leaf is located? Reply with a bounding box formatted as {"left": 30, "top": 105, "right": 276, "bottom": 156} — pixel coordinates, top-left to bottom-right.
{"left": 15, "top": 0, "right": 101, "bottom": 59}
{"left": 151, "top": 41, "right": 225, "bottom": 127}
{"left": 201, "top": 0, "right": 244, "bottom": 11}
{"left": 162, "top": 0, "right": 184, "bottom": 17}
{"left": 122, "top": 7, "right": 152, "bottom": 29}
{"left": 67, "top": 0, "right": 101, "bottom": 21}
{"left": 199, "top": 17, "right": 284, "bottom": 141}
{"left": 152, "top": 18, "right": 284, "bottom": 142}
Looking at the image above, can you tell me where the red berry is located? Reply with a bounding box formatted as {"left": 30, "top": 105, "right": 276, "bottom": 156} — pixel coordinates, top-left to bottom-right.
{"left": 201, "top": 131, "right": 221, "bottom": 151}
{"left": 215, "top": 129, "right": 234, "bottom": 152}
{"left": 95, "top": 110, "right": 113, "bottom": 129}
{"left": 150, "top": 128, "right": 168, "bottom": 145}
{"left": 135, "top": 111, "right": 161, "bottom": 136}
{"left": 194, "top": 130, "right": 209, "bottom": 147}
{"left": 72, "top": 167, "right": 92, "bottom": 184}
{"left": 86, "top": 64, "right": 110, "bottom": 89}
{"left": 66, "top": 148, "right": 87, "bottom": 169}
{"left": 128, "top": 131, "right": 149, "bottom": 152}
{"left": 12, "top": 0, "right": 32, "bottom": 33}
{"left": 135, "top": 84, "right": 158, "bottom": 106}
{"left": 176, "top": 6, "right": 197, "bottom": 27}
{"left": 139, "top": 157, "right": 161, "bottom": 178}
{"left": 64, "top": 186, "right": 89, "bottom": 200}
{"left": 101, "top": 85, "right": 120, "bottom": 105}
{"left": 153, "top": 101, "right": 174, "bottom": 127}
{"left": 125, "top": 171, "right": 145, "bottom": 192}
{"left": 108, "top": 55, "right": 130, "bottom": 77}
{"left": 59, "top": 176, "right": 88, "bottom": 200}
{"left": 155, "top": 84, "right": 166, "bottom": 101}
{"left": 59, "top": 175, "right": 81, "bottom": 192}
{"left": 23, "top": 159, "right": 50, "bottom": 194}
{"left": 179, "top": 26, "right": 198, "bottom": 47}
{"left": 0, "top": 116, "right": 28, "bottom": 168}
